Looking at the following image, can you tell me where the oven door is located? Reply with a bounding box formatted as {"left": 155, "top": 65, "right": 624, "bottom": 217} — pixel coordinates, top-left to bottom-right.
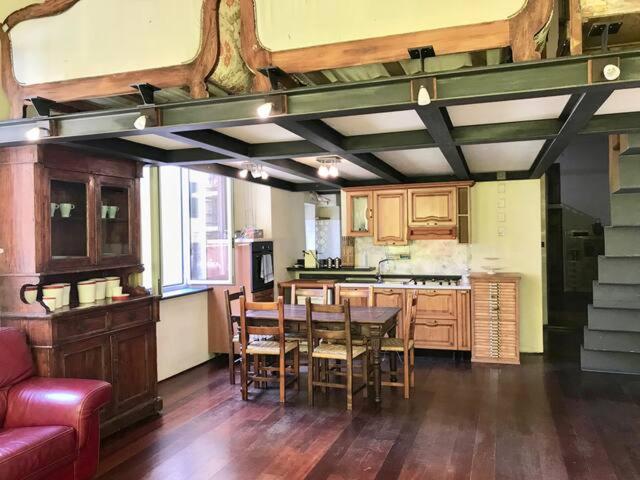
{"left": 251, "top": 251, "right": 274, "bottom": 293}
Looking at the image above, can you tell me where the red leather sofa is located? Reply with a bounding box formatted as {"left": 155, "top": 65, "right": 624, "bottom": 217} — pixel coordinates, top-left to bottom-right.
{"left": 0, "top": 327, "right": 112, "bottom": 480}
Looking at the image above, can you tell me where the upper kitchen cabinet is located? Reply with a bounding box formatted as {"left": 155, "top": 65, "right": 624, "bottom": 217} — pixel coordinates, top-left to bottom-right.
{"left": 345, "top": 191, "right": 373, "bottom": 236}
{"left": 407, "top": 187, "right": 457, "bottom": 227}
{"left": 373, "top": 189, "right": 408, "bottom": 245}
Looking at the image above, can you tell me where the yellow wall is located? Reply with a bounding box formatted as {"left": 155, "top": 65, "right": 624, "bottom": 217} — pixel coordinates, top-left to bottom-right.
{"left": 470, "top": 180, "right": 545, "bottom": 353}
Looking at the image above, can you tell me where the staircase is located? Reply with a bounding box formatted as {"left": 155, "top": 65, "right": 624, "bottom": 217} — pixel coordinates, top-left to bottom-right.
{"left": 581, "top": 134, "right": 640, "bottom": 374}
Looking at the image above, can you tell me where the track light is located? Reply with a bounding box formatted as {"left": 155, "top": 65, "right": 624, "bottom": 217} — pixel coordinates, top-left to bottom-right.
{"left": 134, "top": 115, "right": 148, "bottom": 130}
{"left": 318, "top": 165, "right": 329, "bottom": 178}
{"left": 328, "top": 165, "right": 339, "bottom": 178}
{"left": 603, "top": 64, "right": 621, "bottom": 81}
{"left": 417, "top": 85, "right": 431, "bottom": 106}
{"left": 257, "top": 102, "right": 273, "bottom": 119}
{"left": 239, "top": 168, "right": 248, "bottom": 179}
{"left": 317, "top": 156, "right": 341, "bottom": 178}
{"left": 261, "top": 170, "right": 269, "bottom": 180}
{"left": 25, "top": 126, "right": 49, "bottom": 141}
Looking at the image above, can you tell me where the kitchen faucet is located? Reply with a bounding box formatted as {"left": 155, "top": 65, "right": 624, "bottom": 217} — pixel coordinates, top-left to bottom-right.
{"left": 376, "top": 258, "right": 390, "bottom": 283}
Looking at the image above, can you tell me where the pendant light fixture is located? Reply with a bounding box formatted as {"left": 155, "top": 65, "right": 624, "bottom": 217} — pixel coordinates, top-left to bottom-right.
{"left": 255, "top": 94, "right": 287, "bottom": 119}
{"left": 239, "top": 162, "right": 270, "bottom": 181}
{"left": 317, "top": 156, "right": 341, "bottom": 178}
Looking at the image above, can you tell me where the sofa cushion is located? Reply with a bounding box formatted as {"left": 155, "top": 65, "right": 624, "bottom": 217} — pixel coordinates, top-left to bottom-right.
{"left": 0, "top": 426, "right": 76, "bottom": 480}
{"left": 0, "top": 328, "right": 34, "bottom": 389}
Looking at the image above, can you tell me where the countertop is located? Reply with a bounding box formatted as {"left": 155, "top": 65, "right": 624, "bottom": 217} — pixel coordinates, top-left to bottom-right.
{"left": 287, "top": 266, "right": 375, "bottom": 272}
{"left": 337, "top": 282, "right": 471, "bottom": 290}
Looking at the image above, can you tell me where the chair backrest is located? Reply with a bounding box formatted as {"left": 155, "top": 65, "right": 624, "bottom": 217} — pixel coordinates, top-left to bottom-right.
{"left": 334, "top": 285, "right": 373, "bottom": 307}
{"left": 291, "top": 284, "right": 328, "bottom": 305}
{"left": 224, "top": 286, "right": 246, "bottom": 341}
{"left": 406, "top": 291, "right": 418, "bottom": 346}
{"left": 239, "top": 295, "right": 285, "bottom": 349}
{"left": 305, "top": 297, "right": 354, "bottom": 352}
{"left": 0, "top": 328, "right": 35, "bottom": 426}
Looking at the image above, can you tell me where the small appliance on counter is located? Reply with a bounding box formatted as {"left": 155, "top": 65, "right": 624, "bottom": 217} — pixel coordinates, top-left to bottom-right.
{"left": 303, "top": 250, "right": 318, "bottom": 268}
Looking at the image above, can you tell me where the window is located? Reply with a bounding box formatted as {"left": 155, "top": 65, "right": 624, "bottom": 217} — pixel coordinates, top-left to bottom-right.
{"left": 145, "top": 166, "right": 233, "bottom": 290}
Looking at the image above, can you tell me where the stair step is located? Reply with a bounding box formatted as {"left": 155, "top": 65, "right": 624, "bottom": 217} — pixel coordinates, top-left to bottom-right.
{"left": 584, "top": 327, "right": 640, "bottom": 353}
{"left": 581, "top": 347, "right": 640, "bottom": 375}
{"left": 620, "top": 132, "right": 640, "bottom": 155}
{"left": 605, "top": 226, "right": 640, "bottom": 256}
{"left": 611, "top": 193, "right": 640, "bottom": 226}
{"left": 588, "top": 305, "right": 640, "bottom": 332}
{"left": 593, "top": 281, "right": 640, "bottom": 309}
{"left": 611, "top": 154, "right": 640, "bottom": 194}
{"left": 598, "top": 256, "right": 640, "bottom": 284}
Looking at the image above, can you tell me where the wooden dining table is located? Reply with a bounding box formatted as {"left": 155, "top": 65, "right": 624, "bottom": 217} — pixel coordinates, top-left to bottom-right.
{"left": 238, "top": 304, "right": 401, "bottom": 403}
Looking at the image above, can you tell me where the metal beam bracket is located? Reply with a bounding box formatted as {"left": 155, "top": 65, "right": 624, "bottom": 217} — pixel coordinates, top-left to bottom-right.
{"left": 258, "top": 66, "right": 301, "bottom": 90}
{"left": 408, "top": 45, "right": 436, "bottom": 71}
{"left": 27, "top": 97, "right": 58, "bottom": 117}
{"left": 410, "top": 77, "right": 437, "bottom": 103}
{"left": 131, "top": 83, "right": 160, "bottom": 105}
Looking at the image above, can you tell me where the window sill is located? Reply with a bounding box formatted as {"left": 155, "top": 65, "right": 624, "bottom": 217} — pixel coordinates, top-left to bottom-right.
{"left": 161, "top": 285, "right": 213, "bottom": 301}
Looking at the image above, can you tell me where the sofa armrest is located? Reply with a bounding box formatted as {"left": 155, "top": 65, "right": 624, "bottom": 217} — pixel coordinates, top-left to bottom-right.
{"left": 5, "top": 377, "right": 112, "bottom": 446}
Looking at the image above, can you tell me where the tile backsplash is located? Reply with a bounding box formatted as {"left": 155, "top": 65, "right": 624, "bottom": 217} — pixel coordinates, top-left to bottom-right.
{"left": 355, "top": 237, "right": 471, "bottom": 275}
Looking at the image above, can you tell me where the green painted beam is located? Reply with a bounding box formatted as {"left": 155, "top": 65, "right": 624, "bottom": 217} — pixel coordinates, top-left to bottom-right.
{"left": 262, "top": 158, "right": 345, "bottom": 188}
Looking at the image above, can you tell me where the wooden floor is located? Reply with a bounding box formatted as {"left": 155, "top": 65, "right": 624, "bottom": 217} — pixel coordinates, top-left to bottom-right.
{"left": 97, "top": 330, "right": 640, "bottom": 480}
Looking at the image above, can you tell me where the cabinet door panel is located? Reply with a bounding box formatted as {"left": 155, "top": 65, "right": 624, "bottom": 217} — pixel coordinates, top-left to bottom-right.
{"left": 456, "top": 290, "right": 471, "bottom": 351}
{"left": 373, "top": 288, "right": 405, "bottom": 338}
{"left": 414, "top": 319, "right": 457, "bottom": 350}
{"left": 373, "top": 190, "right": 407, "bottom": 245}
{"left": 58, "top": 335, "right": 112, "bottom": 382}
{"left": 415, "top": 290, "right": 457, "bottom": 319}
{"left": 111, "top": 325, "right": 156, "bottom": 414}
{"left": 408, "top": 187, "right": 456, "bottom": 227}
{"left": 346, "top": 191, "right": 372, "bottom": 236}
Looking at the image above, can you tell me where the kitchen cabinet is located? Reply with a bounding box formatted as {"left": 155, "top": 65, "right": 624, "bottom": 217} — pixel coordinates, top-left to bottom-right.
{"left": 372, "top": 287, "right": 405, "bottom": 338}
{"left": 471, "top": 274, "right": 520, "bottom": 364}
{"left": 414, "top": 319, "right": 457, "bottom": 349}
{"left": 407, "top": 187, "right": 457, "bottom": 227}
{"left": 415, "top": 289, "right": 457, "bottom": 320}
{"left": 372, "top": 189, "right": 407, "bottom": 245}
{"left": 346, "top": 191, "right": 373, "bottom": 236}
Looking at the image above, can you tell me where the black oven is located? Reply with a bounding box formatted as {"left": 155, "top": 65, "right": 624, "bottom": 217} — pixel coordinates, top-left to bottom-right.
{"left": 251, "top": 241, "right": 274, "bottom": 293}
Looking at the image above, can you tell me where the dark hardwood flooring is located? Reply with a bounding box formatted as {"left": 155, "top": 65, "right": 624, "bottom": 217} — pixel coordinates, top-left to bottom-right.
{"left": 97, "top": 330, "right": 640, "bottom": 479}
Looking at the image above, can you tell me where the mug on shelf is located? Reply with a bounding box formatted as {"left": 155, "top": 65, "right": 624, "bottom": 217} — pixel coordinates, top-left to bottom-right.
{"left": 59, "top": 203, "right": 75, "bottom": 218}
{"left": 23, "top": 285, "right": 38, "bottom": 304}
{"left": 107, "top": 206, "right": 119, "bottom": 219}
{"left": 42, "top": 296, "right": 57, "bottom": 311}
{"left": 50, "top": 203, "right": 59, "bottom": 217}
{"left": 101, "top": 205, "right": 109, "bottom": 219}
{"left": 105, "top": 276, "right": 121, "bottom": 298}
{"left": 77, "top": 280, "right": 97, "bottom": 304}
{"left": 91, "top": 278, "right": 107, "bottom": 300}
{"left": 112, "top": 286, "right": 123, "bottom": 297}
{"left": 61, "top": 283, "right": 71, "bottom": 306}
{"left": 42, "top": 284, "right": 64, "bottom": 309}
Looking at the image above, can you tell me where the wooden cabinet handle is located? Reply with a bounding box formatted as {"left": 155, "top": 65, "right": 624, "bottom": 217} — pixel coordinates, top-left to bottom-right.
{"left": 368, "top": 208, "right": 373, "bottom": 219}
{"left": 425, "top": 321, "right": 438, "bottom": 326}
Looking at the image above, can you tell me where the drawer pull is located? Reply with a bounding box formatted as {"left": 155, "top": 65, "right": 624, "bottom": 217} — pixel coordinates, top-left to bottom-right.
{"left": 425, "top": 321, "right": 438, "bottom": 327}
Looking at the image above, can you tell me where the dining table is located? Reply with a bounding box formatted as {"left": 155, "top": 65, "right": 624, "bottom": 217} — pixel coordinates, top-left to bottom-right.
{"left": 238, "top": 304, "right": 401, "bottom": 403}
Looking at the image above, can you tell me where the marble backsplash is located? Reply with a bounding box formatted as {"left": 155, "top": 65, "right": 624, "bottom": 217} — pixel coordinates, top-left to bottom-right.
{"left": 354, "top": 237, "right": 471, "bottom": 275}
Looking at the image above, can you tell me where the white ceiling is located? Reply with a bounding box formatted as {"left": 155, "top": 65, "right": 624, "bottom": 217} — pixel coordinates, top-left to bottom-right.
{"left": 322, "top": 110, "right": 426, "bottom": 136}
{"left": 447, "top": 95, "right": 571, "bottom": 127}
{"left": 462, "top": 140, "right": 546, "bottom": 173}
{"left": 213, "top": 124, "right": 303, "bottom": 143}
{"left": 124, "top": 134, "right": 191, "bottom": 150}
{"left": 375, "top": 148, "right": 453, "bottom": 176}
{"left": 595, "top": 87, "right": 640, "bottom": 115}
{"left": 294, "top": 156, "right": 379, "bottom": 180}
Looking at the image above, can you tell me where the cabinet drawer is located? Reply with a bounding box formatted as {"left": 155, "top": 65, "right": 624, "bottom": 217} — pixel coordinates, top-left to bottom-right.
{"left": 415, "top": 290, "right": 456, "bottom": 319}
{"left": 414, "top": 319, "right": 457, "bottom": 350}
{"left": 55, "top": 313, "right": 108, "bottom": 342}
{"left": 111, "top": 304, "right": 152, "bottom": 329}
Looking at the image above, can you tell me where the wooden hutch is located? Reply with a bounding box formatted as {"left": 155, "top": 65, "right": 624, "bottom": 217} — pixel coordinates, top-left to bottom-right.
{"left": 0, "top": 144, "right": 161, "bottom": 437}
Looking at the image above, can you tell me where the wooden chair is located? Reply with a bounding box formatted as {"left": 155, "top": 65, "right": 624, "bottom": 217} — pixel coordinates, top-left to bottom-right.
{"left": 239, "top": 296, "right": 300, "bottom": 403}
{"left": 291, "top": 284, "right": 329, "bottom": 305}
{"left": 334, "top": 285, "right": 374, "bottom": 307}
{"left": 224, "top": 286, "right": 246, "bottom": 385}
{"left": 381, "top": 291, "right": 418, "bottom": 399}
{"left": 306, "top": 298, "right": 369, "bottom": 411}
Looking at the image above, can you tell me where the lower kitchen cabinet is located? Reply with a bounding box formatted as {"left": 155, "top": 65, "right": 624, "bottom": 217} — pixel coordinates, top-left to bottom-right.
{"left": 414, "top": 318, "right": 457, "bottom": 349}
{"left": 372, "top": 288, "right": 405, "bottom": 338}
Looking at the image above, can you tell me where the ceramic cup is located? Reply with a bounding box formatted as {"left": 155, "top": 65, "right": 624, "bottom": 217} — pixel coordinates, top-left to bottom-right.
{"left": 101, "top": 205, "right": 109, "bottom": 219}
{"left": 59, "top": 203, "right": 75, "bottom": 218}
{"left": 107, "top": 206, "right": 119, "bottom": 219}
{"left": 43, "top": 284, "right": 64, "bottom": 309}
{"left": 112, "top": 286, "right": 123, "bottom": 297}
{"left": 77, "top": 280, "right": 96, "bottom": 304}
{"left": 91, "top": 278, "right": 107, "bottom": 300}
{"left": 23, "top": 286, "right": 38, "bottom": 304}
{"left": 42, "top": 296, "right": 57, "bottom": 311}
{"left": 50, "top": 203, "right": 59, "bottom": 217}
{"left": 61, "top": 283, "right": 71, "bottom": 306}
{"left": 105, "top": 276, "right": 121, "bottom": 298}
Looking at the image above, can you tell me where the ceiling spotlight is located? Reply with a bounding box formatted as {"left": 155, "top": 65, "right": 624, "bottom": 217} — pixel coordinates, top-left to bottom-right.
{"left": 134, "top": 114, "right": 148, "bottom": 130}
{"left": 417, "top": 85, "right": 431, "bottom": 106}
{"left": 317, "top": 156, "right": 341, "bottom": 179}
{"left": 257, "top": 102, "right": 273, "bottom": 119}
{"left": 318, "top": 165, "right": 329, "bottom": 178}
{"left": 328, "top": 165, "right": 339, "bottom": 178}
{"left": 261, "top": 170, "right": 269, "bottom": 180}
{"left": 25, "top": 126, "right": 49, "bottom": 141}
{"left": 239, "top": 168, "right": 248, "bottom": 179}
{"left": 603, "top": 64, "right": 621, "bottom": 81}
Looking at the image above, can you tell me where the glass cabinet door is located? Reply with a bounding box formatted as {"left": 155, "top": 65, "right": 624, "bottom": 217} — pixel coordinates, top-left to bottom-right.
{"left": 346, "top": 191, "right": 372, "bottom": 236}
{"left": 48, "top": 176, "right": 92, "bottom": 266}
{"left": 99, "top": 180, "right": 133, "bottom": 261}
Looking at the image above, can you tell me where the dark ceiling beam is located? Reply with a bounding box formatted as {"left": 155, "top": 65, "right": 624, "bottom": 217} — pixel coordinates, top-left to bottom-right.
{"left": 69, "top": 138, "right": 167, "bottom": 164}
{"left": 164, "top": 148, "right": 230, "bottom": 164}
{"left": 187, "top": 163, "right": 296, "bottom": 191}
{"left": 415, "top": 107, "right": 470, "bottom": 179}
{"left": 160, "top": 130, "right": 250, "bottom": 159}
{"left": 262, "top": 158, "right": 345, "bottom": 188}
{"left": 581, "top": 111, "right": 640, "bottom": 135}
{"left": 249, "top": 140, "right": 327, "bottom": 160}
{"left": 529, "top": 90, "right": 612, "bottom": 178}
{"left": 276, "top": 118, "right": 406, "bottom": 183}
